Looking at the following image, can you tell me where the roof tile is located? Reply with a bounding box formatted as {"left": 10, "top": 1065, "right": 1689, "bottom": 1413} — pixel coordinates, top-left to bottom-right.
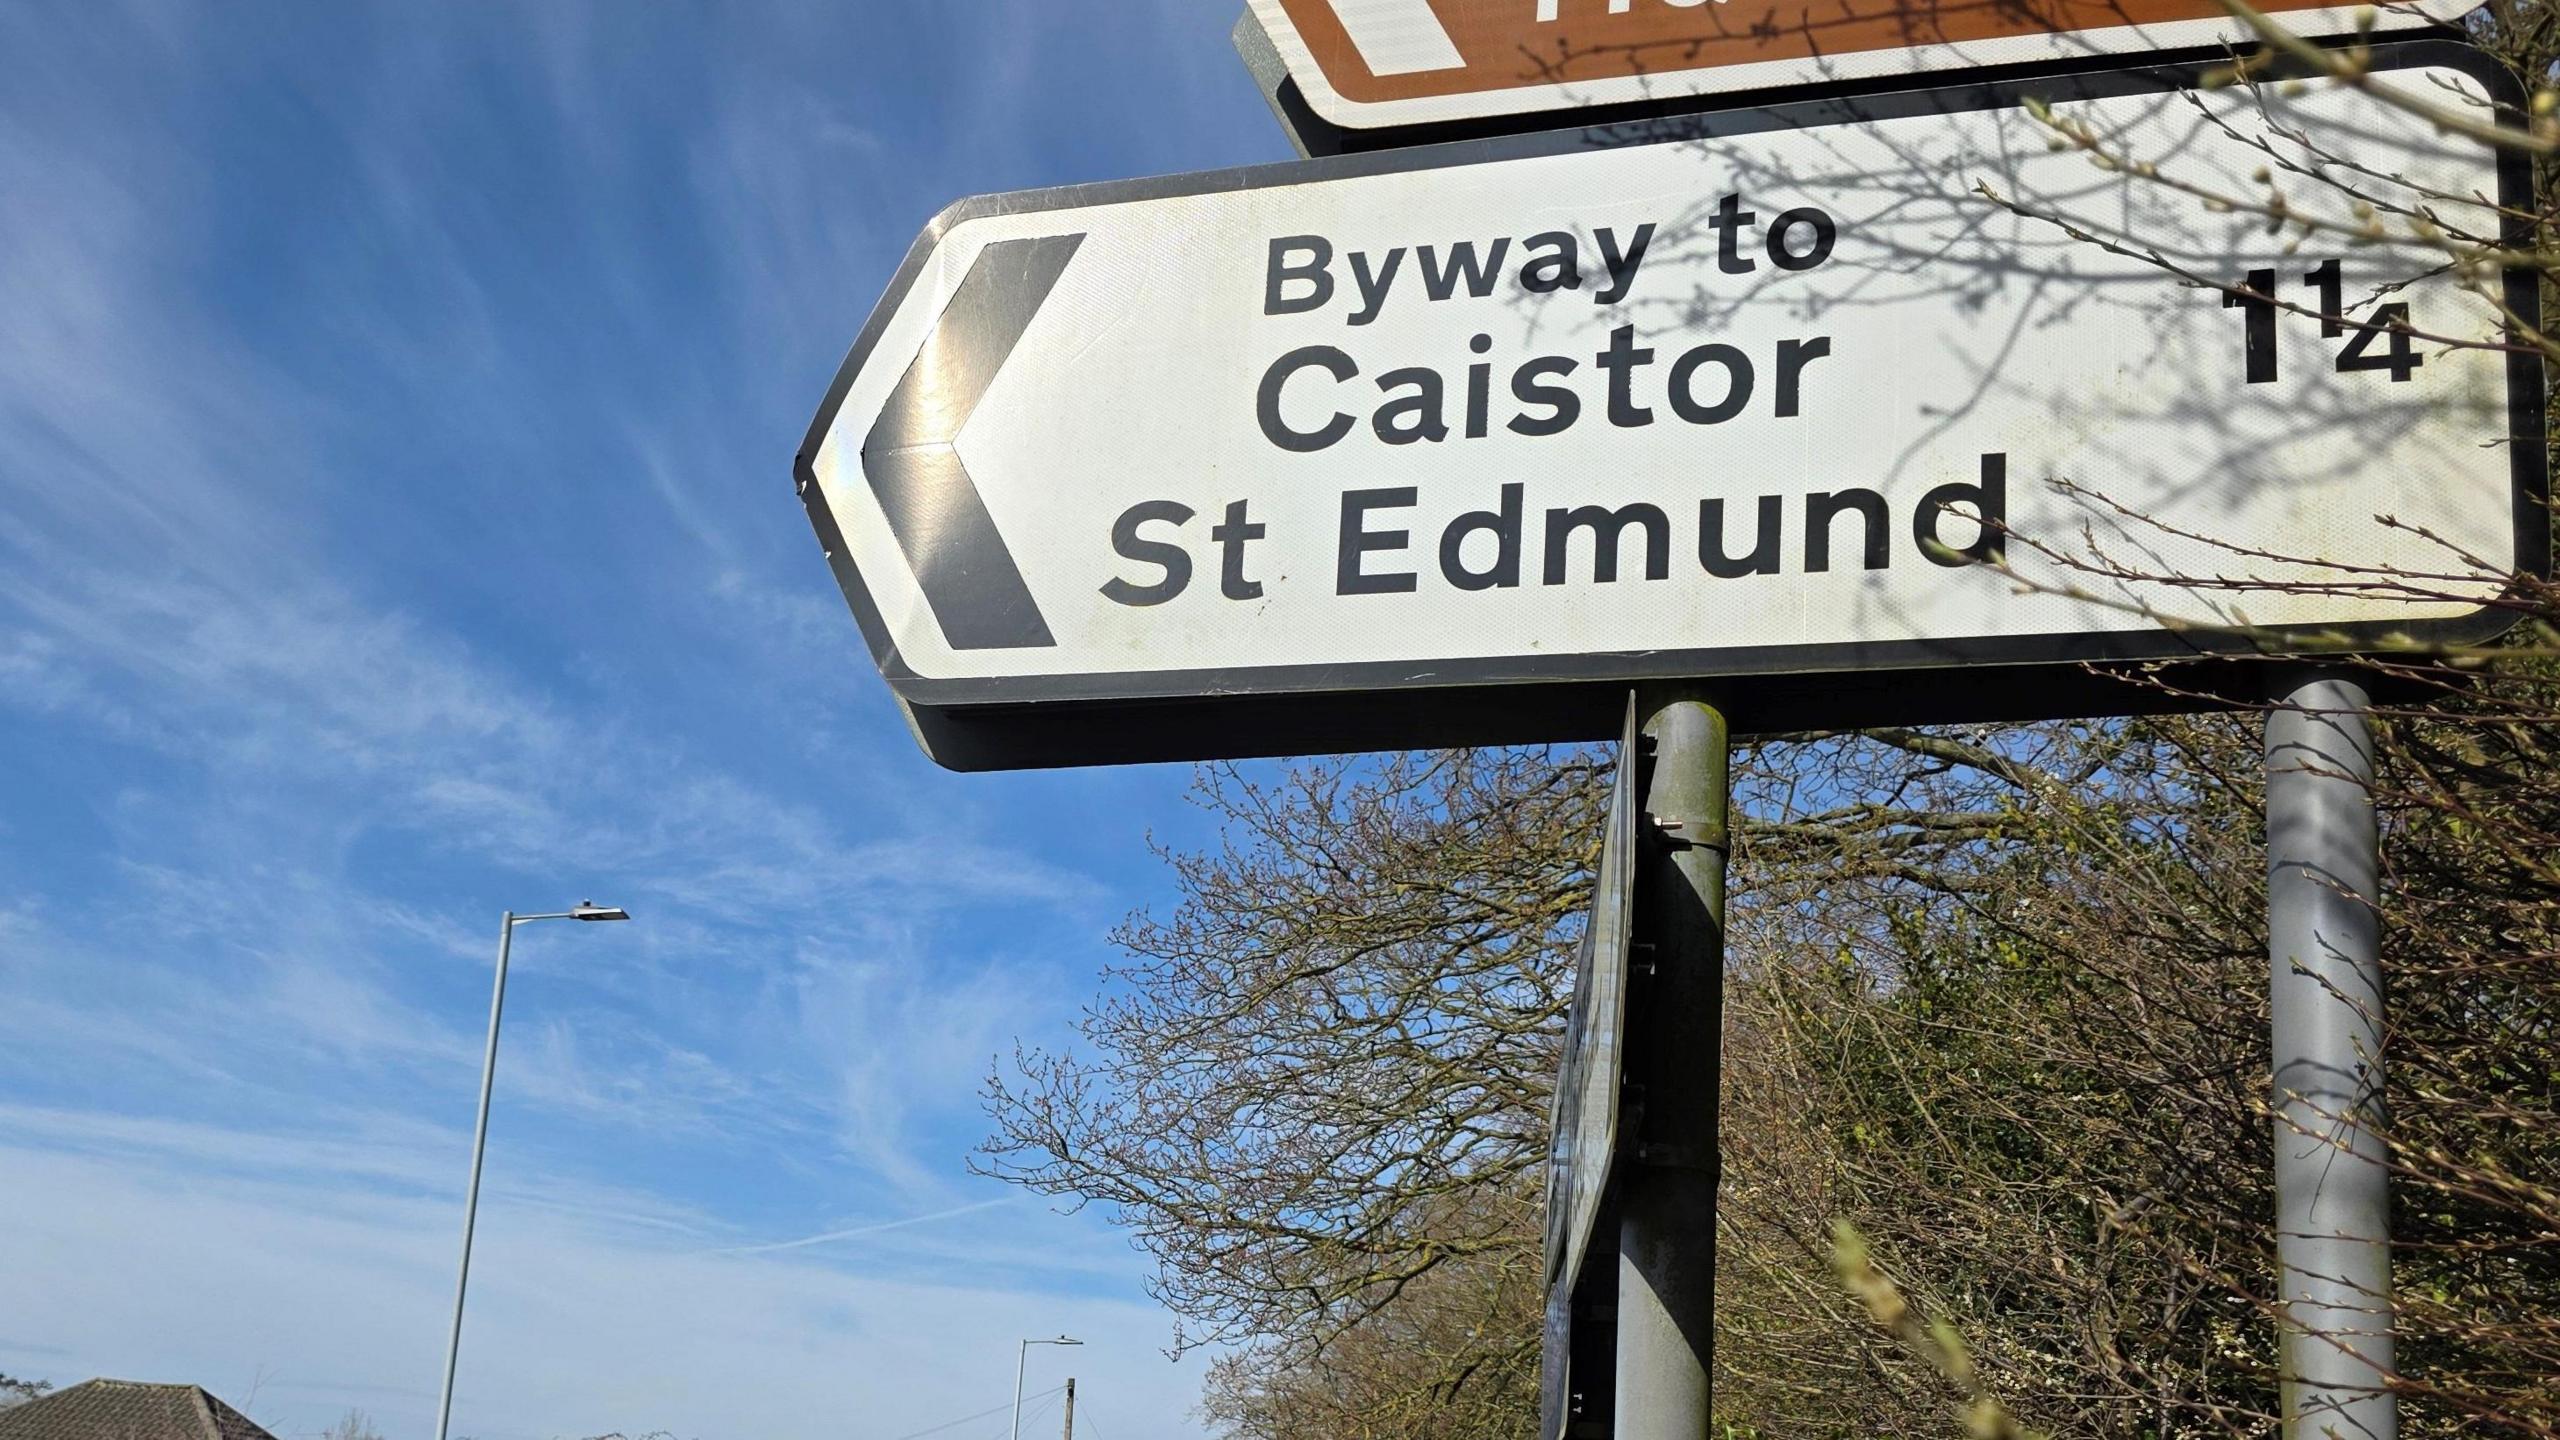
{"left": 0, "top": 1381, "right": 281, "bottom": 1440}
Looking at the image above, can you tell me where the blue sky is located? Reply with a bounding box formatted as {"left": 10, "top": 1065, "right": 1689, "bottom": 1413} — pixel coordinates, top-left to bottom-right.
{"left": 0, "top": 5, "right": 1287, "bottom": 1439}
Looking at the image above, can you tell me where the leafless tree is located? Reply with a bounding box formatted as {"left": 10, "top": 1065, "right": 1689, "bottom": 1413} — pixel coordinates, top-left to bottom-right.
{"left": 319, "top": 1410, "right": 383, "bottom": 1440}
{"left": 986, "top": 6, "right": 2560, "bottom": 1437}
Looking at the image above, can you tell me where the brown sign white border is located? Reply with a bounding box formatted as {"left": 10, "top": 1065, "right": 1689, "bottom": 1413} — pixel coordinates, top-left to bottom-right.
{"left": 1246, "top": 0, "right": 2480, "bottom": 129}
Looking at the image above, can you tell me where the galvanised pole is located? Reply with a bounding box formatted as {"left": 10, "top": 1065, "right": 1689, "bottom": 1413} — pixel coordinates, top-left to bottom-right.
{"left": 2267, "top": 671, "right": 2394, "bottom": 1440}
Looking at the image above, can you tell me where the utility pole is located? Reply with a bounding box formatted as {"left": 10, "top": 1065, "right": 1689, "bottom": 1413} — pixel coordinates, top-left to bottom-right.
{"left": 1060, "top": 1378, "right": 1075, "bottom": 1440}
{"left": 1614, "top": 688, "right": 1727, "bottom": 1440}
{"left": 2267, "top": 671, "right": 2394, "bottom": 1439}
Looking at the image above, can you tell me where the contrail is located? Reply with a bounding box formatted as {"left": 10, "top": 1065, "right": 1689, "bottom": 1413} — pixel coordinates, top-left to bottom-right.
{"left": 710, "top": 1196, "right": 1011, "bottom": 1255}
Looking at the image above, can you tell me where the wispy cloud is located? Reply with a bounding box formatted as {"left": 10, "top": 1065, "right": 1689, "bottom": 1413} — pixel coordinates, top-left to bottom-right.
{"left": 709, "top": 1196, "right": 1013, "bottom": 1256}
{"left": 0, "top": 1116, "right": 1199, "bottom": 1440}
{"left": 0, "top": 2, "right": 1266, "bottom": 1436}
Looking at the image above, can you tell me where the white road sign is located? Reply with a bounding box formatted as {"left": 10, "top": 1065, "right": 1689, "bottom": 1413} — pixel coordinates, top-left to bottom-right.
{"left": 799, "top": 47, "right": 2539, "bottom": 770}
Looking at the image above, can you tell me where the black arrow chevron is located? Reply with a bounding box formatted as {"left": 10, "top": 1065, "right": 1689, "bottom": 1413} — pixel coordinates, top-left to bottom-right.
{"left": 861, "top": 233, "right": 1085, "bottom": 651}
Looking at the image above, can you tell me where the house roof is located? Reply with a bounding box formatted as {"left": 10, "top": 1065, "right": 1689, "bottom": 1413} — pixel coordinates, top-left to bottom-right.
{"left": 0, "top": 1381, "right": 277, "bottom": 1440}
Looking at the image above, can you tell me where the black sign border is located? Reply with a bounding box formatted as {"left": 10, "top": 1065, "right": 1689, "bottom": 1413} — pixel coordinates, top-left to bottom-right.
{"left": 797, "top": 38, "right": 2545, "bottom": 771}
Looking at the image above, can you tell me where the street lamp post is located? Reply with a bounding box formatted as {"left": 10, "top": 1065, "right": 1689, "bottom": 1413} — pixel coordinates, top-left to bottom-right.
{"left": 434, "top": 902, "right": 631, "bottom": 1440}
{"left": 1011, "top": 1335, "right": 1082, "bottom": 1440}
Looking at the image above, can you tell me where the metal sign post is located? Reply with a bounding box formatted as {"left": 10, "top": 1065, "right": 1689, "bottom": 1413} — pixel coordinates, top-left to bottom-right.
{"left": 2267, "top": 672, "right": 2393, "bottom": 1438}
{"left": 1539, "top": 690, "right": 1729, "bottom": 1440}
{"left": 1615, "top": 690, "right": 1728, "bottom": 1440}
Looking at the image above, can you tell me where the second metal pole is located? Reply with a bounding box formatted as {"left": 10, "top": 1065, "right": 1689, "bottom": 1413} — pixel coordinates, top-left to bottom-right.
{"left": 436, "top": 912, "right": 516, "bottom": 1440}
{"left": 1615, "top": 691, "right": 1727, "bottom": 1440}
{"left": 2267, "top": 672, "right": 2394, "bottom": 1440}
{"left": 1009, "top": 1342, "right": 1028, "bottom": 1440}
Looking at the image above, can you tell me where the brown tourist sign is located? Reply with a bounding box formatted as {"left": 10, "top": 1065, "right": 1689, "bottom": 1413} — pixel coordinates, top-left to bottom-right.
{"left": 1244, "top": 0, "right": 2477, "bottom": 128}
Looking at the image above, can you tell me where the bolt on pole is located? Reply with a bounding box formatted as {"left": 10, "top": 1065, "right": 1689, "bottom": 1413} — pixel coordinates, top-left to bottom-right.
{"left": 1615, "top": 689, "right": 1727, "bottom": 1440}
{"left": 2266, "top": 671, "right": 2394, "bottom": 1440}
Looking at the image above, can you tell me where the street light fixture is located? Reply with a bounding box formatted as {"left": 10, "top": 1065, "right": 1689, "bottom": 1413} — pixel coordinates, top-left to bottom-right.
{"left": 434, "top": 902, "right": 632, "bottom": 1440}
{"left": 1012, "top": 1335, "right": 1083, "bottom": 1440}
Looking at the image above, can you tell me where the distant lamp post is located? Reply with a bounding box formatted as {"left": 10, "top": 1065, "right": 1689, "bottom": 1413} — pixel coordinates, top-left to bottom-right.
{"left": 434, "top": 902, "right": 632, "bottom": 1440}
{"left": 1011, "top": 1335, "right": 1083, "bottom": 1440}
